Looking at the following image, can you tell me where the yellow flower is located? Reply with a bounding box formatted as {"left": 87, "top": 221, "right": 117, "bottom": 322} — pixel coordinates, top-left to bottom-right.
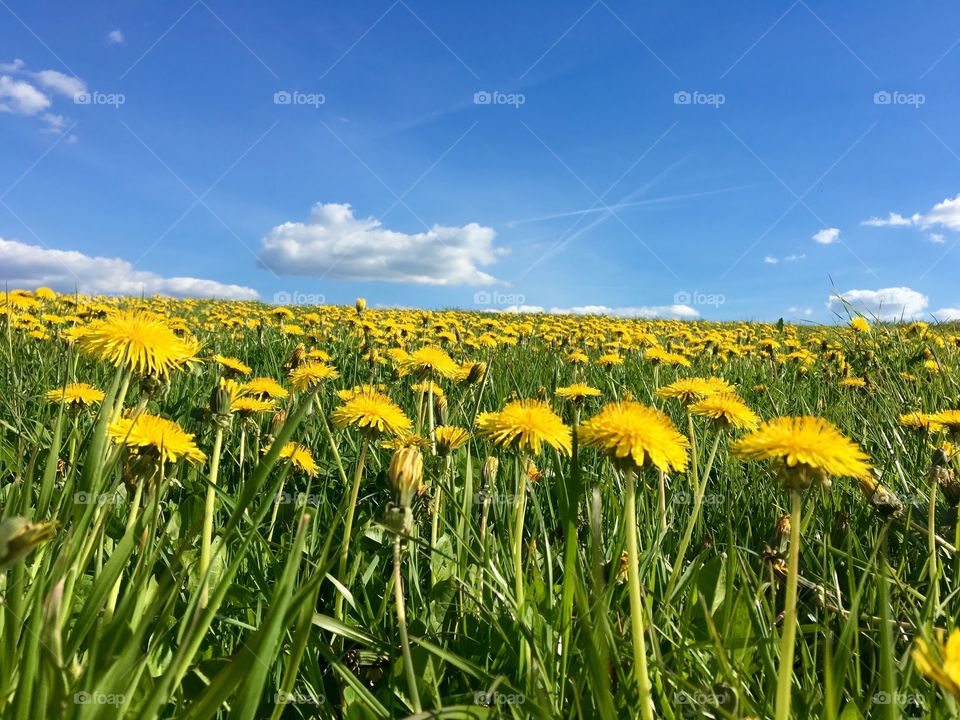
{"left": 231, "top": 396, "right": 275, "bottom": 415}
{"left": 212, "top": 354, "right": 252, "bottom": 375}
{"left": 272, "top": 442, "right": 318, "bottom": 476}
{"left": 929, "top": 410, "right": 960, "bottom": 435}
{"left": 657, "top": 377, "right": 733, "bottom": 405}
{"left": 850, "top": 316, "right": 870, "bottom": 333}
{"left": 645, "top": 347, "right": 691, "bottom": 367}
{"left": 914, "top": 629, "right": 960, "bottom": 698}
{"left": 412, "top": 380, "right": 445, "bottom": 400}
{"left": 381, "top": 432, "right": 432, "bottom": 450}
{"left": 730, "top": 416, "right": 872, "bottom": 490}
{"left": 332, "top": 392, "right": 412, "bottom": 438}
{"left": 899, "top": 411, "right": 944, "bottom": 433}
{"left": 337, "top": 384, "right": 385, "bottom": 401}
{"left": 578, "top": 401, "right": 689, "bottom": 473}
{"left": 476, "top": 399, "right": 571, "bottom": 456}
{"left": 242, "top": 377, "right": 289, "bottom": 399}
{"left": 596, "top": 353, "right": 623, "bottom": 368}
{"left": 565, "top": 350, "right": 589, "bottom": 364}
{"left": 289, "top": 361, "right": 338, "bottom": 392}
{"left": 434, "top": 425, "right": 470, "bottom": 455}
{"left": 46, "top": 383, "right": 104, "bottom": 407}
{"left": 840, "top": 377, "right": 866, "bottom": 388}
{"left": 555, "top": 383, "right": 602, "bottom": 401}
{"left": 398, "top": 346, "right": 462, "bottom": 380}
{"left": 109, "top": 413, "right": 206, "bottom": 464}
{"left": 689, "top": 393, "right": 759, "bottom": 431}
{"left": 75, "top": 311, "right": 199, "bottom": 377}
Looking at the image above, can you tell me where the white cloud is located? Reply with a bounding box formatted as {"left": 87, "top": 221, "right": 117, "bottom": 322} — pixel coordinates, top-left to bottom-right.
{"left": 0, "top": 59, "right": 84, "bottom": 133}
{"left": 764, "top": 256, "right": 779, "bottom": 265}
{"left": 765, "top": 253, "right": 805, "bottom": 264}
{"left": 547, "top": 304, "right": 700, "bottom": 319}
{"left": 501, "top": 305, "right": 546, "bottom": 313}
{"left": 0, "top": 237, "right": 258, "bottom": 300}
{"left": 787, "top": 306, "right": 814, "bottom": 316}
{"left": 812, "top": 227, "right": 840, "bottom": 245}
{"left": 827, "top": 286, "right": 928, "bottom": 321}
{"left": 861, "top": 212, "right": 916, "bottom": 227}
{"left": 933, "top": 308, "right": 960, "bottom": 322}
{"left": 259, "top": 203, "right": 505, "bottom": 286}
{"left": 862, "top": 194, "right": 960, "bottom": 233}
{"left": 107, "top": 29, "right": 125, "bottom": 45}
{"left": 929, "top": 233, "right": 946, "bottom": 244}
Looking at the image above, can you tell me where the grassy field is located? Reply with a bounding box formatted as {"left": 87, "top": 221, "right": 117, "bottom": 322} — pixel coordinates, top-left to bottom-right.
{"left": 2, "top": 287, "right": 960, "bottom": 718}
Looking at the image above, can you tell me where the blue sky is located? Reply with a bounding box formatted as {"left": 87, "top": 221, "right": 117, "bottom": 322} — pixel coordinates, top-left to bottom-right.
{"left": 3, "top": 1, "right": 960, "bottom": 322}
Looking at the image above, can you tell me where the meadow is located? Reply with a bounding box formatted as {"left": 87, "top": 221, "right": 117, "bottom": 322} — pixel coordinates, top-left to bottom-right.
{"left": 2, "top": 287, "right": 960, "bottom": 719}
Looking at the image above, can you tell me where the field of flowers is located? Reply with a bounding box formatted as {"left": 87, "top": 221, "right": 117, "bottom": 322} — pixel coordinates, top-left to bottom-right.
{"left": 3, "top": 287, "right": 960, "bottom": 718}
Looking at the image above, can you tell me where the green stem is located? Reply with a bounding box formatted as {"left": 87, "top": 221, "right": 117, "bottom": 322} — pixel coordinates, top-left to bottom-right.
{"left": 624, "top": 467, "right": 655, "bottom": 720}
{"left": 775, "top": 489, "right": 803, "bottom": 720}
{"left": 335, "top": 439, "right": 368, "bottom": 620}
{"left": 199, "top": 426, "right": 225, "bottom": 609}
{"left": 393, "top": 533, "right": 422, "bottom": 712}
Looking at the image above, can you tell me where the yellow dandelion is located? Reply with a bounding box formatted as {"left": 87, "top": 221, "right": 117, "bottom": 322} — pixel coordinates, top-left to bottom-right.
{"left": 289, "top": 360, "right": 338, "bottom": 392}
{"left": 242, "top": 377, "right": 289, "bottom": 399}
{"left": 45, "top": 382, "right": 105, "bottom": 407}
{"left": 381, "top": 432, "right": 432, "bottom": 450}
{"left": 272, "top": 442, "right": 318, "bottom": 476}
{"left": 730, "top": 416, "right": 872, "bottom": 490}
{"left": 399, "top": 346, "right": 462, "bottom": 380}
{"left": 657, "top": 377, "right": 733, "bottom": 405}
{"left": 434, "top": 425, "right": 470, "bottom": 455}
{"left": 930, "top": 410, "right": 960, "bottom": 435}
{"left": 231, "top": 396, "right": 275, "bottom": 415}
{"left": 913, "top": 629, "right": 960, "bottom": 698}
{"left": 579, "top": 401, "right": 689, "bottom": 473}
{"left": 899, "top": 411, "right": 944, "bottom": 433}
{"left": 475, "top": 399, "right": 571, "bottom": 456}
{"left": 108, "top": 413, "right": 206, "bottom": 464}
{"left": 689, "top": 393, "right": 760, "bottom": 431}
{"left": 556, "top": 383, "right": 602, "bottom": 401}
{"left": 75, "top": 311, "right": 199, "bottom": 377}
{"left": 212, "top": 354, "right": 252, "bottom": 375}
{"left": 332, "top": 392, "right": 412, "bottom": 438}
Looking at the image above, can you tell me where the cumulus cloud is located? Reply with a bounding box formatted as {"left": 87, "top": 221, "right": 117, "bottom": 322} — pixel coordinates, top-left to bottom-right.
{"left": 0, "top": 59, "right": 84, "bottom": 133}
{"left": 862, "top": 194, "right": 960, "bottom": 233}
{"left": 0, "top": 237, "right": 258, "bottom": 300}
{"left": 765, "top": 253, "right": 805, "bottom": 264}
{"left": 827, "top": 286, "right": 928, "bottom": 321}
{"left": 933, "top": 308, "right": 960, "bottom": 322}
{"left": 107, "top": 29, "right": 125, "bottom": 45}
{"left": 500, "top": 304, "right": 700, "bottom": 319}
{"left": 812, "top": 228, "right": 840, "bottom": 245}
{"left": 259, "top": 203, "right": 505, "bottom": 285}
{"left": 929, "top": 233, "right": 946, "bottom": 244}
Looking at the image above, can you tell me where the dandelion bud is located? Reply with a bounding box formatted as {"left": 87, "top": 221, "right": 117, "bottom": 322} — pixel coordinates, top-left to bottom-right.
{"left": 434, "top": 393, "right": 448, "bottom": 425}
{"left": 355, "top": 297, "right": 366, "bottom": 314}
{"left": 463, "top": 361, "right": 486, "bottom": 385}
{"left": 388, "top": 447, "right": 424, "bottom": 507}
{"left": 268, "top": 410, "right": 287, "bottom": 440}
{"left": 209, "top": 384, "right": 233, "bottom": 427}
{"left": 287, "top": 343, "right": 306, "bottom": 370}
{"left": 481, "top": 455, "right": 499, "bottom": 486}
{"left": 0, "top": 517, "right": 56, "bottom": 572}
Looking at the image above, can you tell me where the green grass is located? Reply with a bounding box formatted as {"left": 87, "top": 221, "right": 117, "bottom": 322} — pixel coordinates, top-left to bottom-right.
{"left": 1, "top": 296, "right": 959, "bottom": 718}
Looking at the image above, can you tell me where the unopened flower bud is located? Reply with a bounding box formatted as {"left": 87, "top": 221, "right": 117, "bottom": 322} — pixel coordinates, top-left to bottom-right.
{"left": 388, "top": 447, "right": 423, "bottom": 507}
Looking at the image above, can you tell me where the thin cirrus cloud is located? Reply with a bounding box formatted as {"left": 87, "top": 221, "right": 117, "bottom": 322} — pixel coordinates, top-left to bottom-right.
{"left": 826, "top": 286, "right": 958, "bottom": 322}
{"left": 258, "top": 202, "right": 507, "bottom": 286}
{"left": 502, "top": 304, "right": 700, "bottom": 319}
{"left": 107, "top": 29, "right": 126, "bottom": 45}
{"left": 764, "top": 253, "right": 805, "bottom": 264}
{"left": 0, "top": 59, "right": 84, "bottom": 133}
{"left": 861, "top": 193, "right": 960, "bottom": 232}
{"left": 0, "top": 237, "right": 259, "bottom": 300}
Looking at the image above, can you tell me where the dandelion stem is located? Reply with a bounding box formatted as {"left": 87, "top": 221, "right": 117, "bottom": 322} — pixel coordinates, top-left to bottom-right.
{"left": 393, "top": 532, "right": 422, "bottom": 713}
{"left": 335, "top": 438, "right": 368, "bottom": 620}
{"left": 775, "top": 488, "right": 803, "bottom": 720}
{"left": 199, "top": 425, "right": 224, "bottom": 609}
{"left": 624, "top": 466, "right": 655, "bottom": 720}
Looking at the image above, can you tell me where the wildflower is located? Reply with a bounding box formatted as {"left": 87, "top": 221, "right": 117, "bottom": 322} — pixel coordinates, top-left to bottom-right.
{"left": 579, "top": 401, "right": 689, "bottom": 472}
{"left": 231, "top": 396, "right": 275, "bottom": 416}
{"left": 109, "top": 413, "right": 206, "bottom": 464}
{"left": 476, "top": 399, "right": 571, "bottom": 456}
{"left": 689, "top": 393, "right": 760, "bottom": 431}
{"left": 434, "top": 425, "right": 470, "bottom": 455}
{"left": 388, "top": 447, "right": 424, "bottom": 507}
{"left": 657, "top": 377, "right": 734, "bottom": 405}
{"left": 45, "top": 383, "right": 104, "bottom": 407}
{"left": 398, "top": 346, "right": 462, "bottom": 380}
{"left": 75, "top": 311, "right": 199, "bottom": 376}
{"left": 730, "top": 416, "right": 872, "bottom": 491}
{"left": 332, "top": 392, "right": 412, "bottom": 438}
{"left": 913, "top": 629, "right": 960, "bottom": 698}
{"left": 851, "top": 316, "right": 870, "bottom": 333}
{"left": 899, "top": 412, "right": 944, "bottom": 433}
{"left": 929, "top": 410, "right": 960, "bottom": 437}
{"left": 289, "top": 360, "right": 338, "bottom": 392}
{"left": 212, "top": 354, "right": 252, "bottom": 376}
{"left": 271, "top": 442, "right": 318, "bottom": 476}
{"left": 556, "top": 383, "right": 602, "bottom": 402}
{"left": 242, "top": 377, "right": 289, "bottom": 399}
